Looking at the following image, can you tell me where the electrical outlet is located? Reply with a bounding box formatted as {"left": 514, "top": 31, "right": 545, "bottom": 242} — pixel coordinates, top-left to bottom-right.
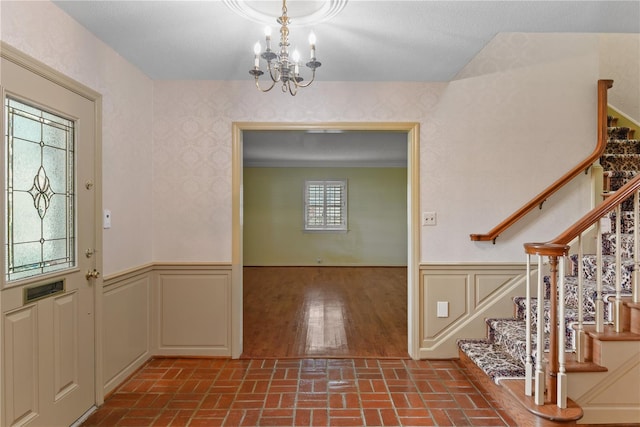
{"left": 422, "top": 211, "right": 437, "bottom": 226}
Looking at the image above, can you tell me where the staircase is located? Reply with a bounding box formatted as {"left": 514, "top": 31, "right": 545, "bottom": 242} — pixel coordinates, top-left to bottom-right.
{"left": 457, "top": 115, "right": 640, "bottom": 425}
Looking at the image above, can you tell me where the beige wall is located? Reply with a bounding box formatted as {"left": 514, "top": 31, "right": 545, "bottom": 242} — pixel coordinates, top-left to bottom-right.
{"left": 243, "top": 167, "right": 407, "bottom": 266}
{"left": 1, "top": 0, "right": 154, "bottom": 276}
{"left": 599, "top": 34, "right": 640, "bottom": 123}
{"left": 1, "top": 2, "right": 631, "bottom": 271}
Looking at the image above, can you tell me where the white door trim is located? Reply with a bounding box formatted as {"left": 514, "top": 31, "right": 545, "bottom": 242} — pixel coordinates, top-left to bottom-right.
{"left": 231, "top": 122, "right": 421, "bottom": 359}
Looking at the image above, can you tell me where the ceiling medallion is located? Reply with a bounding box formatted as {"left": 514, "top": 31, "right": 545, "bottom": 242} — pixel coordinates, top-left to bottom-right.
{"left": 223, "top": 0, "right": 348, "bottom": 27}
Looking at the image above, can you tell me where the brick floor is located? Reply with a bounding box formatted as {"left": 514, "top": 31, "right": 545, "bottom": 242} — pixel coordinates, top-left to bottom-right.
{"left": 81, "top": 358, "right": 517, "bottom": 426}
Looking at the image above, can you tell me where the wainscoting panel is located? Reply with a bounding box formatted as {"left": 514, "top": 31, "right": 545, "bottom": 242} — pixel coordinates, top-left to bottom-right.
{"left": 155, "top": 265, "right": 232, "bottom": 356}
{"left": 103, "top": 269, "right": 152, "bottom": 394}
{"left": 3, "top": 305, "right": 38, "bottom": 426}
{"left": 418, "top": 263, "right": 529, "bottom": 359}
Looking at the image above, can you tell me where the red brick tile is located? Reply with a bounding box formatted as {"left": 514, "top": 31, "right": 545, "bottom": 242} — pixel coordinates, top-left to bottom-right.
{"left": 398, "top": 416, "right": 436, "bottom": 426}
{"left": 295, "top": 408, "right": 312, "bottom": 426}
{"left": 258, "top": 416, "right": 294, "bottom": 426}
{"left": 126, "top": 409, "right": 163, "bottom": 418}
{"left": 82, "top": 357, "right": 513, "bottom": 427}
{"left": 470, "top": 416, "right": 508, "bottom": 426}
{"left": 118, "top": 416, "right": 157, "bottom": 426}
{"left": 445, "top": 408, "right": 470, "bottom": 425}
{"left": 360, "top": 392, "right": 389, "bottom": 401}
{"left": 311, "top": 409, "right": 329, "bottom": 426}
{"left": 234, "top": 392, "right": 266, "bottom": 402}
{"left": 328, "top": 380, "right": 356, "bottom": 393}
{"left": 232, "top": 399, "right": 267, "bottom": 409}
{"left": 214, "top": 394, "right": 236, "bottom": 409}
{"left": 379, "top": 408, "right": 401, "bottom": 426}
{"left": 386, "top": 379, "right": 417, "bottom": 392}
{"left": 453, "top": 392, "right": 477, "bottom": 408}
{"left": 189, "top": 419, "right": 225, "bottom": 427}
{"left": 329, "top": 409, "right": 362, "bottom": 418}
{"left": 361, "top": 399, "right": 394, "bottom": 409}
{"left": 193, "top": 408, "right": 228, "bottom": 418}
{"left": 328, "top": 415, "right": 365, "bottom": 426}
{"left": 240, "top": 409, "right": 262, "bottom": 426}
{"left": 363, "top": 408, "right": 383, "bottom": 426}
{"left": 165, "top": 399, "right": 199, "bottom": 410}
{"left": 430, "top": 408, "right": 452, "bottom": 425}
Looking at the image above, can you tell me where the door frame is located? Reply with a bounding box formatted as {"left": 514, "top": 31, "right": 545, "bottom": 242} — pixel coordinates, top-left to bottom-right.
{"left": 0, "top": 42, "right": 104, "bottom": 410}
{"left": 231, "top": 122, "right": 420, "bottom": 359}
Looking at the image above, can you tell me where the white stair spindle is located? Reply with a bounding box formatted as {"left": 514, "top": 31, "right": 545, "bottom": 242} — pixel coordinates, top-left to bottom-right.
{"left": 576, "top": 235, "right": 585, "bottom": 362}
{"left": 535, "top": 255, "right": 546, "bottom": 405}
{"left": 596, "top": 216, "right": 604, "bottom": 333}
{"left": 557, "top": 256, "right": 567, "bottom": 409}
{"left": 615, "top": 204, "right": 623, "bottom": 332}
{"left": 525, "top": 254, "right": 533, "bottom": 396}
{"left": 635, "top": 190, "right": 639, "bottom": 304}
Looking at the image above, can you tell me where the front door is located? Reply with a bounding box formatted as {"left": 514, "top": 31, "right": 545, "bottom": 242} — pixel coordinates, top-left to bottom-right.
{"left": 1, "top": 54, "right": 98, "bottom": 426}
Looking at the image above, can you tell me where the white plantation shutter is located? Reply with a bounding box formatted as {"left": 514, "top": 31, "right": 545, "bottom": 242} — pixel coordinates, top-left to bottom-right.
{"left": 304, "top": 180, "right": 347, "bottom": 231}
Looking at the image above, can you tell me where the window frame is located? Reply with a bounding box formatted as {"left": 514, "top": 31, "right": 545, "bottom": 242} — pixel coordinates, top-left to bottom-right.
{"left": 303, "top": 180, "right": 348, "bottom": 232}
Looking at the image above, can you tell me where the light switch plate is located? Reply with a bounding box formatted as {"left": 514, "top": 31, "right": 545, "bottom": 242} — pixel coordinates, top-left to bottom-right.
{"left": 103, "top": 209, "right": 112, "bottom": 229}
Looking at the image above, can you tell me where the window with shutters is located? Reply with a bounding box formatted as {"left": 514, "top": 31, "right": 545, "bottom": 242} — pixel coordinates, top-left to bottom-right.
{"left": 304, "top": 180, "right": 347, "bottom": 231}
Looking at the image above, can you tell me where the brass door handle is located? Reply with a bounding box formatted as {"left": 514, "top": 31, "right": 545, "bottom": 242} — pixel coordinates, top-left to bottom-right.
{"left": 85, "top": 269, "right": 100, "bottom": 280}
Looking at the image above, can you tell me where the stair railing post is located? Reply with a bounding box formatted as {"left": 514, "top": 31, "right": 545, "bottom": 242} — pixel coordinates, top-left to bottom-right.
{"left": 576, "top": 235, "right": 586, "bottom": 362}
{"left": 557, "top": 255, "right": 568, "bottom": 409}
{"left": 535, "top": 254, "right": 546, "bottom": 405}
{"left": 525, "top": 254, "right": 534, "bottom": 396}
{"left": 596, "top": 217, "right": 605, "bottom": 333}
{"left": 547, "top": 256, "right": 559, "bottom": 405}
{"left": 615, "top": 204, "right": 623, "bottom": 332}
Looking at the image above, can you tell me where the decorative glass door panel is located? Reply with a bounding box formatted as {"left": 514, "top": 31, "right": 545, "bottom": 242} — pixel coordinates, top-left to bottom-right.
{"left": 6, "top": 98, "right": 75, "bottom": 282}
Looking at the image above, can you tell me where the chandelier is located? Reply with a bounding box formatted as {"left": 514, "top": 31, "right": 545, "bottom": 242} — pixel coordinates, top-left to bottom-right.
{"left": 249, "top": 0, "right": 321, "bottom": 96}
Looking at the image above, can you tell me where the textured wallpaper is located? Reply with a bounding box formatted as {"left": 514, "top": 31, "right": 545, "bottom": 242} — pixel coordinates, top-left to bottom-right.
{"left": 1, "top": 0, "right": 155, "bottom": 275}
{"left": 599, "top": 34, "right": 640, "bottom": 123}
{"left": 152, "top": 81, "right": 445, "bottom": 262}
{"left": 2, "top": 0, "right": 619, "bottom": 268}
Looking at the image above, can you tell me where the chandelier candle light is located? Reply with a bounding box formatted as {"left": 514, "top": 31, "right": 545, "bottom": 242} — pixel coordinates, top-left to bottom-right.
{"left": 249, "top": 0, "right": 321, "bottom": 95}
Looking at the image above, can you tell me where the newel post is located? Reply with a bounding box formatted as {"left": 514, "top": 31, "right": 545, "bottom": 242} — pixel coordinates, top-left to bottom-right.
{"left": 524, "top": 242, "right": 570, "bottom": 406}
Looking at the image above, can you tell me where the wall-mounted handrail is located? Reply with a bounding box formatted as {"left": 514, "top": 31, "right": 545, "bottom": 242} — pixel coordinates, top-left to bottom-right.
{"left": 470, "top": 79, "right": 614, "bottom": 243}
{"left": 528, "top": 172, "right": 640, "bottom": 249}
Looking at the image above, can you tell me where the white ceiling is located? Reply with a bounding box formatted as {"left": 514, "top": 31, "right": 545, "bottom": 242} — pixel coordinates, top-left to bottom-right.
{"left": 243, "top": 130, "right": 408, "bottom": 167}
{"left": 53, "top": 0, "right": 640, "bottom": 82}
{"left": 51, "top": 0, "right": 640, "bottom": 166}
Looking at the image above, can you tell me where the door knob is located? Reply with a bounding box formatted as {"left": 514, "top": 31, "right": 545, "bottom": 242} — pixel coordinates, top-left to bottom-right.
{"left": 85, "top": 269, "right": 100, "bottom": 280}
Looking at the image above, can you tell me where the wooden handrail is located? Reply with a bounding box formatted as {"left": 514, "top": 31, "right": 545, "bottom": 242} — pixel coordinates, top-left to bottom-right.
{"left": 539, "top": 172, "right": 640, "bottom": 247}
{"left": 470, "top": 79, "right": 614, "bottom": 243}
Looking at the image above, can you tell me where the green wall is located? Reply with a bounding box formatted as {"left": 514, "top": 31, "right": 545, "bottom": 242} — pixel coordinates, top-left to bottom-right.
{"left": 243, "top": 167, "right": 407, "bottom": 266}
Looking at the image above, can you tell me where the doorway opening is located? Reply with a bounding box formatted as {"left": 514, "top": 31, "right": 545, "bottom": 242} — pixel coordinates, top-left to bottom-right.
{"left": 231, "top": 122, "right": 420, "bottom": 359}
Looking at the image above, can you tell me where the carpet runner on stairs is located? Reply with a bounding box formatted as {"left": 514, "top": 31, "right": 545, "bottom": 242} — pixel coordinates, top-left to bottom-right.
{"left": 457, "top": 116, "right": 638, "bottom": 386}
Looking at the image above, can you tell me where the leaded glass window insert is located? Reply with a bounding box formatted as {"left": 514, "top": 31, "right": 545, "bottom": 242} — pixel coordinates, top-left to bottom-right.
{"left": 304, "top": 180, "right": 347, "bottom": 231}
{"left": 5, "top": 97, "right": 75, "bottom": 282}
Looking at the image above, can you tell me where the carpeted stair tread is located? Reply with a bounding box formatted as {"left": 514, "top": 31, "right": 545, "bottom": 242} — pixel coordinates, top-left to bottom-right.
{"left": 602, "top": 232, "right": 635, "bottom": 257}
{"left": 569, "top": 254, "right": 634, "bottom": 290}
{"left": 600, "top": 154, "right": 640, "bottom": 172}
{"left": 457, "top": 339, "right": 525, "bottom": 383}
{"left": 604, "top": 139, "right": 640, "bottom": 154}
{"left": 608, "top": 126, "right": 632, "bottom": 140}
{"left": 487, "top": 318, "right": 572, "bottom": 367}
{"left": 604, "top": 210, "right": 636, "bottom": 234}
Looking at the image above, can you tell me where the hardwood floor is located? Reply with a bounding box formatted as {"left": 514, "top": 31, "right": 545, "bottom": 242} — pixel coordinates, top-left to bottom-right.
{"left": 242, "top": 266, "right": 409, "bottom": 359}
